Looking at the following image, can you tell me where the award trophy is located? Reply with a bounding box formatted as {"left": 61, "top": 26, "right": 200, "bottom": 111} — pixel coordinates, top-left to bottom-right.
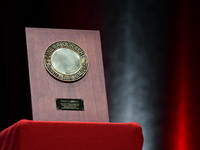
{"left": 26, "top": 28, "right": 109, "bottom": 122}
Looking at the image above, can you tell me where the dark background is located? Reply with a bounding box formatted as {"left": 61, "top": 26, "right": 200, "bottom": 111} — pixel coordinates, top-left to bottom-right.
{"left": 1, "top": 0, "right": 200, "bottom": 150}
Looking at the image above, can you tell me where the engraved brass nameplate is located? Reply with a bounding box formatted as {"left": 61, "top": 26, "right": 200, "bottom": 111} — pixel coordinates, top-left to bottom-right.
{"left": 56, "top": 99, "right": 84, "bottom": 111}
{"left": 44, "top": 41, "right": 89, "bottom": 82}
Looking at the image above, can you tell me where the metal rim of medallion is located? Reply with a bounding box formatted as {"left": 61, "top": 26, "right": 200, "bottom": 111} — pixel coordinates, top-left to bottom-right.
{"left": 44, "top": 41, "right": 89, "bottom": 82}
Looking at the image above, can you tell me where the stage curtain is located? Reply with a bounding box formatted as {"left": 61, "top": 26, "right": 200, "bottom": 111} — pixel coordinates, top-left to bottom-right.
{"left": 163, "top": 0, "right": 200, "bottom": 149}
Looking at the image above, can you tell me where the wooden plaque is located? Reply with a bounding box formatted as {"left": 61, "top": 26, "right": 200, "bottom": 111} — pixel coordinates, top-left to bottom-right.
{"left": 25, "top": 28, "right": 109, "bottom": 122}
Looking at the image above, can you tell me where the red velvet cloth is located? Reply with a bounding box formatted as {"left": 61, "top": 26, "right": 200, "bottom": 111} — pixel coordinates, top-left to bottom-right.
{"left": 0, "top": 120, "right": 143, "bottom": 150}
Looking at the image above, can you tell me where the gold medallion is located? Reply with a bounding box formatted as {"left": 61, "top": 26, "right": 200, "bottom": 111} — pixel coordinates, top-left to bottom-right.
{"left": 44, "top": 41, "right": 89, "bottom": 82}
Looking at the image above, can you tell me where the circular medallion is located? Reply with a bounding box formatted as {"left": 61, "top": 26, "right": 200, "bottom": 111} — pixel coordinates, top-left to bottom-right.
{"left": 44, "top": 41, "right": 89, "bottom": 82}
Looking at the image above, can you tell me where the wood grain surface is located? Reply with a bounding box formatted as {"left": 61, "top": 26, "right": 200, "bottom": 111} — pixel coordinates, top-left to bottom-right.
{"left": 25, "top": 28, "right": 109, "bottom": 122}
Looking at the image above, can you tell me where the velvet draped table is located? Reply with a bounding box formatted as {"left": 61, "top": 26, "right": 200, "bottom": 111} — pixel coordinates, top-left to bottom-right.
{"left": 0, "top": 120, "right": 143, "bottom": 150}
